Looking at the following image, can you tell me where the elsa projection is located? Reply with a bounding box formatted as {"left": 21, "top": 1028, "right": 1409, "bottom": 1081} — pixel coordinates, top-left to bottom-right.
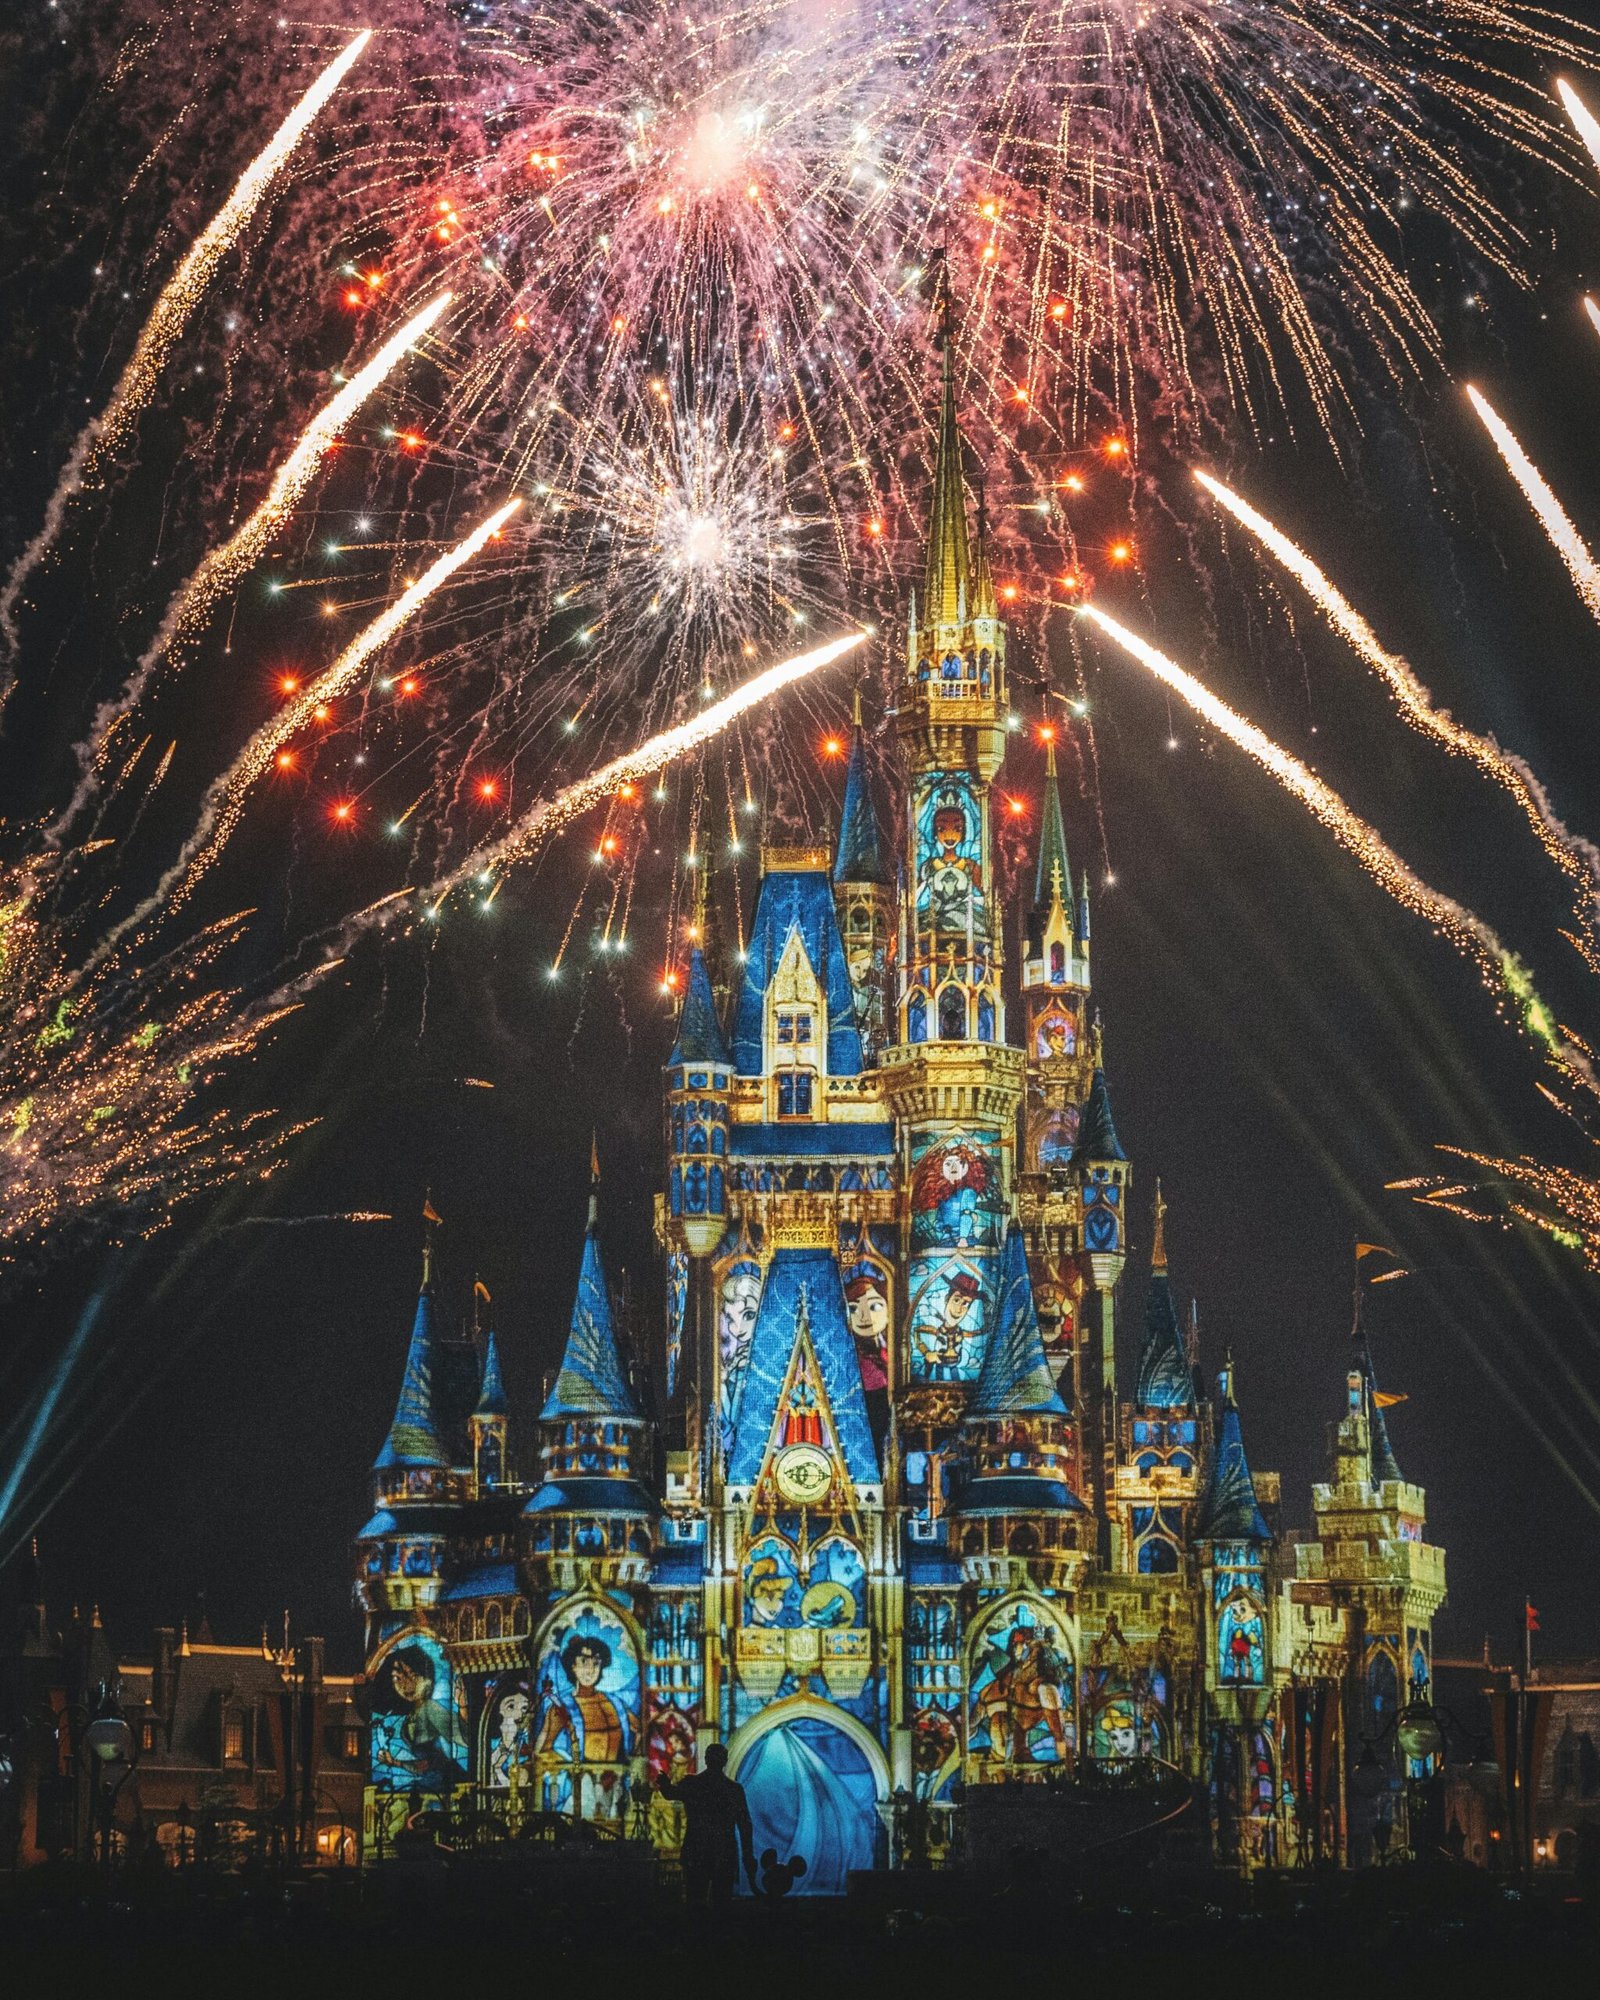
{"left": 716, "top": 1256, "right": 763, "bottom": 1452}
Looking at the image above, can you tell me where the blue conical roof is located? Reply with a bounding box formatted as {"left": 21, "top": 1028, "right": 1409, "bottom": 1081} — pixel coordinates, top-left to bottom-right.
{"left": 726, "top": 1249, "right": 880, "bottom": 1487}
{"left": 474, "top": 1329, "right": 509, "bottom": 1420}
{"left": 1073, "top": 1067, "right": 1127, "bottom": 1164}
{"left": 541, "top": 1226, "right": 642, "bottom": 1421}
{"left": 670, "top": 944, "right": 729, "bottom": 1066}
{"left": 375, "top": 1283, "right": 447, "bottom": 1470}
{"left": 969, "top": 1226, "right": 1068, "bottom": 1417}
{"left": 1136, "top": 1266, "right": 1194, "bottom": 1410}
{"left": 1198, "top": 1364, "right": 1270, "bottom": 1541}
{"left": 834, "top": 725, "right": 888, "bottom": 886}
{"left": 1359, "top": 1346, "right": 1404, "bottom": 1484}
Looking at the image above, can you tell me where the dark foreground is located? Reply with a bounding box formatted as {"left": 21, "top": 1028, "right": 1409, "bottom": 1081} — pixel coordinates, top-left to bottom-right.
{"left": 3, "top": 1862, "right": 1597, "bottom": 1999}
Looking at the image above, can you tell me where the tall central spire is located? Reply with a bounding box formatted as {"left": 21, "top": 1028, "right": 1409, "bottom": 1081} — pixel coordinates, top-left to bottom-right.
{"left": 922, "top": 269, "right": 974, "bottom": 628}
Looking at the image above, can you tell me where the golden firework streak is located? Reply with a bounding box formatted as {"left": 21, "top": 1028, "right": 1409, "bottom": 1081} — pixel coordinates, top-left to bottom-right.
{"left": 85, "top": 500, "right": 524, "bottom": 973}
{"left": 1194, "top": 469, "right": 1600, "bottom": 950}
{"left": 1558, "top": 78, "right": 1600, "bottom": 180}
{"left": 57, "top": 291, "right": 453, "bottom": 836}
{"left": 303, "top": 630, "right": 867, "bottom": 962}
{"left": 1077, "top": 602, "right": 1583, "bottom": 1077}
{"left": 0, "top": 32, "right": 374, "bottom": 666}
{"left": 1465, "top": 383, "right": 1600, "bottom": 626}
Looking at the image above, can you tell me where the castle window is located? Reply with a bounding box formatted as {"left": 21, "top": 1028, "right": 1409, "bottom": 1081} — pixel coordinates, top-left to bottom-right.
{"left": 908, "top": 990, "right": 927, "bottom": 1042}
{"left": 1050, "top": 942, "right": 1065, "bottom": 982}
{"left": 776, "top": 1009, "right": 813, "bottom": 1046}
{"left": 486, "top": 1604, "right": 503, "bottom": 1641}
{"left": 344, "top": 1725, "right": 362, "bottom": 1761}
{"left": 222, "top": 1709, "right": 246, "bottom": 1763}
{"left": 777, "top": 1071, "right": 814, "bottom": 1118}
{"left": 938, "top": 986, "right": 966, "bottom": 1039}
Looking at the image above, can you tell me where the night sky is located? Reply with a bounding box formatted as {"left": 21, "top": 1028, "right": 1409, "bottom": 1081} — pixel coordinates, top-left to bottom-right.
{"left": 5, "top": 4, "right": 1600, "bottom": 1674}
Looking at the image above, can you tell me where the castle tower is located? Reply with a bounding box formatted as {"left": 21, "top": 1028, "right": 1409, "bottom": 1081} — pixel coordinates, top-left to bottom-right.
{"left": 1112, "top": 1184, "right": 1201, "bottom": 1573}
{"left": 1196, "top": 1359, "right": 1278, "bottom": 1864}
{"left": 470, "top": 1322, "right": 510, "bottom": 1496}
{"left": 521, "top": 1160, "right": 652, "bottom": 1603}
{"left": 1016, "top": 727, "right": 1094, "bottom": 1411}
{"left": 1299, "top": 1332, "right": 1446, "bottom": 1863}
{"left": 832, "top": 692, "right": 894, "bottom": 1067}
{"left": 953, "top": 1225, "right": 1088, "bottom": 1590}
{"left": 881, "top": 281, "right": 1025, "bottom": 1442}
{"left": 354, "top": 1227, "right": 453, "bottom": 1646}
{"left": 1073, "top": 1047, "right": 1130, "bottom": 1528}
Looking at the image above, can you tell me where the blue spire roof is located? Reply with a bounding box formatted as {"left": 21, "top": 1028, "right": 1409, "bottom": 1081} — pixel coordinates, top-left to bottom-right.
{"left": 1359, "top": 1345, "right": 1404, "bottom": 1484}
{"left": 1198, "top": 1364, "right": 1270, "bottom": 1541}
{"left": 670, "top": 944, "right": 730, "bottom": 1066}
{"left": 726, "top": 1249, "right": 880, "bottom": 1487}
{"left": 969, "top": 1226, "right": 1069, "bottom": 1417}
{"left": 474, "top": 1329, "right": 509, "bottom": 1420}
{"left": 1073, "top": 1066, "right": 1127, "bottom": 1164}
{"left": 541, "top": 1226, "right": 641, "bottom": 1422}
{"left": 375, "top": 1282, "right": 447, "bottom": 1471}
{"left": 833, "top": 723, "right": 888, "bottom": 886}
{"left": 730, "top": 869, "right": 865, "bottom": 1078}
{"left": 1136, "top": 1201, "right": 1194, "bottom": 1410}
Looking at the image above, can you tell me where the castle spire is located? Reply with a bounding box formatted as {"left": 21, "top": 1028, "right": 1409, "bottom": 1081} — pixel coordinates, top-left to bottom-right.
{"left": 968, "top": 1225, "right": 1070, "bottom": 1419}
{"left": 922, "top": 270, "right": 974, "bottom": 629}
{"left": 373, "top": 1220, "right": 447, "bottom": 1471}
{"left": 1031, "top": 731, "right": 1073, "bottom": 922}
{"left": 1198, "top": 1357, "right": 1271, "bottom": 1541}
{"left": 541, "top": 1167, "right": 642, "bottom": 1422}
{"left": 1134, "top": 1183, "right": 1195, "bottom": 1410}
{"left": 833, "top": 703, "right": 889, "bottom": 886}
{"left": 670, "top": 934, "right": 730, "bottom": 1067}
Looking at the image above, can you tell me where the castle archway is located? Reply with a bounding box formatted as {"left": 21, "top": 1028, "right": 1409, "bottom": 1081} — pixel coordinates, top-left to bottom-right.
{"left": 727, "top": 1698, "right": 888, "bottom": 1894}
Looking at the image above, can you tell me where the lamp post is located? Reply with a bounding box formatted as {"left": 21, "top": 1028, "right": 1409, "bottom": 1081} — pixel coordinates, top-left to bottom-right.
{"left": 1396, "top": 1677, "right": 1446, "bottom": 1863}
{"left": 81, "top": 1681, "right": 136, "bottom": 1872}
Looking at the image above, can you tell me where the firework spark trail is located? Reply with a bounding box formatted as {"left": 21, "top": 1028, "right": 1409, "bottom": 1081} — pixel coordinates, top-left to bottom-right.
{"left": 1466, "top": 384, "right": 1600, "bottom": 625}
{"left": 120, "top": 497, "right": 524, "bottom": 938}
{"left": 1586, "top": 296, "right": 1600, "bottom": 340}
{"left": 1194, "top": 469, "right": 1600, "bottom": 954}
{"left": 1558, "top": 76, "right": 1600, "bottom": 177}
{"left": 0, "top": 31, "right": 373, "bottom": 681}
{"left": 1078, "top": 603, "right": 1586, "bottom": 1081}
{"left": 303, "top": 630, "right": 866, "bottom": 964}
{"left": 52, "top": 291, "right": 454, "bottom": 841}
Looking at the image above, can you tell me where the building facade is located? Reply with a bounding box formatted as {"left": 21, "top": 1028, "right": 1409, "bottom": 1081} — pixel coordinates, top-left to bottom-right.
{"left": 353, "top": 329, "right": 1448, "bottom": 1885}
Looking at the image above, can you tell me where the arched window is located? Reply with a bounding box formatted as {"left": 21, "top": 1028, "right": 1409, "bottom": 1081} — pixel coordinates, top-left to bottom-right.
{"left": 977, "top": 994, "right": 995, "bottom": 1042}
{"left": 1050, "top": 942, "right": 1066, "bottom": 981}
{"left": 939, "top": 986, "right": 966, "bottom": 1039}
{"left": 486, "top": 1603, "right": 503, "bottom": 1641}
{"left": 908, "top": 990, "right": 928, "bottom": 1042}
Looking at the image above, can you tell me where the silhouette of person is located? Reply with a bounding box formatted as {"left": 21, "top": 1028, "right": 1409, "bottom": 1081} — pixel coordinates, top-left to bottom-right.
{"left": 658, "top": 1743, "right": 757, "bottom": 1910}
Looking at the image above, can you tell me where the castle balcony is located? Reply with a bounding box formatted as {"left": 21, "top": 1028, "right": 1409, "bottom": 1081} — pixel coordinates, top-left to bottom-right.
{"left": 878, "top": 1041, "right": 1024, "bottom": 1126}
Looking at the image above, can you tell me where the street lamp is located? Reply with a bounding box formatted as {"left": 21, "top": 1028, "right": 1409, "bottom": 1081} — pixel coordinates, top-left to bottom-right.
{"left": 82, "top": 1682, "right": 135, "bottom": 1870}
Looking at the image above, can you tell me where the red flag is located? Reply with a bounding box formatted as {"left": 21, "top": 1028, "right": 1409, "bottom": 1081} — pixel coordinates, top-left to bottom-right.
{"left": 1525, "top": 1598, "right": 1541, "bottom": 1633}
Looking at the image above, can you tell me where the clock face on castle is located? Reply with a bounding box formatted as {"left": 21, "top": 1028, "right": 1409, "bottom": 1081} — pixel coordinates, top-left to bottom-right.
{"left": 774, "top": 1442, "right": 833, "bottom": 1505}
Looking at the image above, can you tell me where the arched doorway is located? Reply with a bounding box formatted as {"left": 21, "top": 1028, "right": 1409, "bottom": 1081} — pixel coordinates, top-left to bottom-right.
{"left": 730, "top": 1706, "right": 885, "bottom": 1895}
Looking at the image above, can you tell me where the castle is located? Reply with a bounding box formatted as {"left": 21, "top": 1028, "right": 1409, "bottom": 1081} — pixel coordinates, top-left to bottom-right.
{"left": 353, "top": 328, "right": 1447, "bottom": 1885}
